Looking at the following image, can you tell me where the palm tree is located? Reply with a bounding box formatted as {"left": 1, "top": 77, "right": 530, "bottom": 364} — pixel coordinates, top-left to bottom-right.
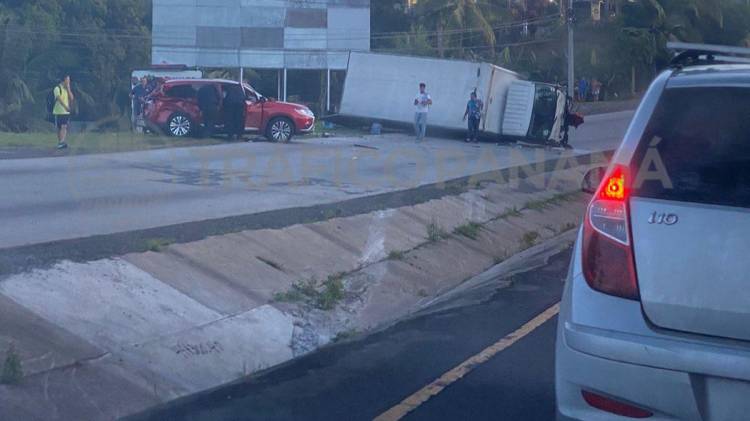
{"left": 417, "top": 0, "right": 497, "bottom": 58}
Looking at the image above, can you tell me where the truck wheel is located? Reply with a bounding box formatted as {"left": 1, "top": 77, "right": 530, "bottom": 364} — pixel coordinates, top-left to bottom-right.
{"left": 167, "top": 113, "right": 193, "bottom": 137}
{"left": 266, "top": 117, "right": 294, "bottom": 143}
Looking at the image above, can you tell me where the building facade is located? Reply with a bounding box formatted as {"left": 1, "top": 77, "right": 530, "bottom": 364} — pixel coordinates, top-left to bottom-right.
{"left": 152, "top": 0, "right": 371, "bottom": 71}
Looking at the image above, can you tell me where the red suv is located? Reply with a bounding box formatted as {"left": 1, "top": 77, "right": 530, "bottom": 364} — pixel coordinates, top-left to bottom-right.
{"left": 144, "top": 79, "right": 315, "bottom": 142}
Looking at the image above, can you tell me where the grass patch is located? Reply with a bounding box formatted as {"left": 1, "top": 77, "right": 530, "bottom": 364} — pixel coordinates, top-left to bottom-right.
{"left": 256, "top": 256, "right": 284, "bottom": 272}
{"left": 559, "top": 222, "right": 578, "bottom": 232}
{"left": 145, "top": 237, "right": 174, "bottom": 252}
{"left": 0, "top": 130, "right": 224, "bottom": 156}
{"left": 315, "top": 275, "right": 345, "bottom": 310}
{"left": 524, "top": 198, "right": 551, "bottom": 212}
{"left": 273, "top": 274, "right": 345, "bottom": 311}
{"left": 520, "top": 231, "right": 541, "bottom": 250}
{"left": 273, "top": 279, "right": 317, "bottom": 303}
{"left": 453, "top": 222, "right": 482, "bottom": 240}
{"left": 387, "top": 250, "right": 405, "bottom": 260}
{"left": 1, "top": 344, "right": 22, "bottom": 385}
{"left": 500, "top": 206, "right": 522, "bottom": 218}
{"left": 523, "top": 192, "right": 579, "bottom": 212}
{"left": 426, "top": 218, "right": 448, "bottom": 243}
{"left": 332, "top": 328, "right": 359, "bottom": 343}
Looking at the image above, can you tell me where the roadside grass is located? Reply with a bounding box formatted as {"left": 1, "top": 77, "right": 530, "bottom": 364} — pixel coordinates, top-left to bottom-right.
{"left": 0, "top": 130, "right": 224, "bottom": 156}
{"left": 145, "top": 237, "right": 174, "bottom": 252}
{"left": 1, "top": 344, "right": 22, "bottom": 385}
{"left": 523, "top": 192, "right": 578, "bottom": 212}
{"left": 520, "top": 231, "right": 541, "bottom": 250}
{"left": 500, "top": 206, "right": 522, "bottom": 218}
{"left": 387, "top": 250, "right": 405, "bottom": 260}
{"left": 453, "top": 222, "right": 482, "bottom": 240}
{"left": 332, "top": 328, "right": 359, "bottom": 343}
{"left": 426, "top": 218, "right": 448, "bottom": 243}
{"left": 559, "top": 222, "right": 578, "bottom": 233}
{"left": 273, "top": 274, "right": 346, "bottom": 310}
{"left": 316, "top": 274, "right": 345, "bottom": 310}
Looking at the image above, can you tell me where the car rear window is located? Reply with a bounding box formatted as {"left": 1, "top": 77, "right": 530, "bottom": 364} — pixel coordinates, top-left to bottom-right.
{"left": 632, "top": 86, "right": 750, "bottom": 209}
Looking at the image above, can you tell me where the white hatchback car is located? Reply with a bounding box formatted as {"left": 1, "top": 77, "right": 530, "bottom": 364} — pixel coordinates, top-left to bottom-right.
{"left": 556, "top": 47, "right": 750, "bottom": 420}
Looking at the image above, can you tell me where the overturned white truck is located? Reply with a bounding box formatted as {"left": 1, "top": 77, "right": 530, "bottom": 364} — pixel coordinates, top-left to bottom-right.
{"left": 338, "top": 52, "right": 567, "bottom": 143}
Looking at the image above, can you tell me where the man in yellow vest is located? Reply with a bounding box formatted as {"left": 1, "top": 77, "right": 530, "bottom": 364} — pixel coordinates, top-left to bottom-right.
{"left": 53, "top": 75, "right": 74, "bottom": 150}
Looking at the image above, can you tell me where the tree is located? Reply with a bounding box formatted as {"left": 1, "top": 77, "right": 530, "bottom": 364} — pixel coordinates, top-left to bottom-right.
{"left": 416, "top": 0, "right": 497, "bottom": 58}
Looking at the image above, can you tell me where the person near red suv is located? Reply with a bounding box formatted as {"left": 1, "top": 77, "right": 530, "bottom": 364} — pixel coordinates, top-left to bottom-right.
{"left": 143, "top": 79, "right": 315, "bottom": 142}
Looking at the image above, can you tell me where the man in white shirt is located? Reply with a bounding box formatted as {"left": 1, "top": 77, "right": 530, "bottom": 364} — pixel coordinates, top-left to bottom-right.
{"left": 413, "top": 82, "right": 432, "bottom": 142}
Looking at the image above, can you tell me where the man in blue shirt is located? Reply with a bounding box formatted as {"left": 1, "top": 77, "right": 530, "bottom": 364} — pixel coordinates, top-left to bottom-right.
{"left": 463, "top": 91, "right": 483, "bottom": 143}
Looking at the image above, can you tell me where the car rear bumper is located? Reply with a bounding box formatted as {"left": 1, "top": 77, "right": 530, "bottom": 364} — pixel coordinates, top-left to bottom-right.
{"left": 556, "top": 231, "right": 750, "bottom": 420}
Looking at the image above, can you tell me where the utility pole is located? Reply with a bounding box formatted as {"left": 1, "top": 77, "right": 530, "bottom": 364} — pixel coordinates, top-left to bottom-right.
{"left": 567, "top": 1, "right": 575, "bottom": 100}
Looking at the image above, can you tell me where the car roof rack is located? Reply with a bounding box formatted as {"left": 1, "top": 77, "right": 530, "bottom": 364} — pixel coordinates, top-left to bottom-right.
{"left": 668, "top": 42, "right": 750, "bottom": 67}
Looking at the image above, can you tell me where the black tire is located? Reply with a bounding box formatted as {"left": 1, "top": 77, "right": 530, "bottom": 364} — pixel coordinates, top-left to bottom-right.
{"left": 266, "top": 117, "right": 294, "bottom": 143}
{"left": 167, "top": 113, "right": 193, "bottom": 138}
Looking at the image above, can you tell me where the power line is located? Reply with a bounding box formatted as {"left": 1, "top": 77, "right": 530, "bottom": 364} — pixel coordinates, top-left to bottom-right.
{"left": 0, "top": 14, "right": 562, "bottom": 43}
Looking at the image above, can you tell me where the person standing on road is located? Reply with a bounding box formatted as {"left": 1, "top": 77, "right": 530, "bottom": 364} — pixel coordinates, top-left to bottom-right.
{"left": 53, "top": 74, "right": 74, "bottom": 150}
{"left": 197, "top": 83, "right": 220, "bottom": 138}
{"left": 223, "top": 83, "right": 246, "bottom": 141}
{"left": 578, "top": 77, "right": 589, "bottom": 102}
{"left": 413, "top": 82, "right": 432, "bottom": 142}
{"left": 130, "top": 77, "right": 149, "bottom": 130}
{"left": 463, "top": 91, "right": 483, "bottom": 143}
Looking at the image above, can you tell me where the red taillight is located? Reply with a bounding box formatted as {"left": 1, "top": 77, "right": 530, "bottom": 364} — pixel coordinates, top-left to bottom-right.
{"left": 582, "top": 165, "right": 639, "bottom": 299}
{"left": 582, "top": 390, "right": 653, "bottom": 418}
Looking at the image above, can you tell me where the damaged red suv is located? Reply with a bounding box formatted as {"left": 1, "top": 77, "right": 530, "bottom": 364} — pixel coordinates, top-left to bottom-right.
{"left": 144, "top": 79, "right": 315, "bottom": 142}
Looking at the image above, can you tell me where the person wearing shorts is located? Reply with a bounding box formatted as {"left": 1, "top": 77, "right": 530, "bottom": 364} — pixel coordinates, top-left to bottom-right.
{"left": 53, "top": 75, "right": 74, "bottom": 150}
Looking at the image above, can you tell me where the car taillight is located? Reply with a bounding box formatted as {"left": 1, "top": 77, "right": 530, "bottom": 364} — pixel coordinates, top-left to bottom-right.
{"left": 582, "top": 165, "right": 639, "bottom": 300}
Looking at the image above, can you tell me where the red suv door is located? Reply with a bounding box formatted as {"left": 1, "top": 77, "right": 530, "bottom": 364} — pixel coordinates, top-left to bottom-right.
{"left": 244, "top": 87, "right": 264, "bottom": 133}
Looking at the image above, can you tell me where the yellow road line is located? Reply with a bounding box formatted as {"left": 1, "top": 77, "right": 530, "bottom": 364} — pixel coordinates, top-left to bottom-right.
{"left": 373, "top": 302, "right": 560, "bottom": 421}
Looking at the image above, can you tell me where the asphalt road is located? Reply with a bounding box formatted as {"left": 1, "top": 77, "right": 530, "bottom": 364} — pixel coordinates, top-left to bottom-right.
{"left": 0, "top": 111, "right": 631, "bottom": 250}
{"left": 125, "top": 240, "right": 572, "bottom": 421}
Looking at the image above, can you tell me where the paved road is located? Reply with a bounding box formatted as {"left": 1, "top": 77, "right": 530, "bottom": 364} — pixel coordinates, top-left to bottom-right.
{"left": 0, "top": 111, "right": 631, "bottom": 249}
{"left": 125, "top": 239, "right": 572, "bottom": 421}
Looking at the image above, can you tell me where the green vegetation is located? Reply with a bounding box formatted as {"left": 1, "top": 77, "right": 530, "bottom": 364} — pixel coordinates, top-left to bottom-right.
{"left": 501, "top": 206, "right": 523, "bottom": 219}
{"left": 332, "top": 328, "right": 359, "bottom": 343}
{"left": 453, "top": 222, "right": 482, "bottom": 240}
{"left": 0, "top": 131, "right": 224, "bottom": 156}
{"left": 374, "top": 1, "right": 750, "bottom": 98}
{"left": 1, "top": 344, "right": 22, "bottom": 385}
{"left": 559, "top": 222, "right": 578, "bottom": 233}
{"left": 0, "top": 1, "right": 151, "bottom": 132}
{"left": 273, "top": 275, "right": 346, "bottom": 311}
{"left": 387, "top": 250, "right": 406, "bottom": 260}
{"left": 520, "top": 231, "right": 541, "bottom": 250}
{"left": 273, "top": 279, "right": 318, "bottom": 303}
{"left": 145, "top": 238, "right": 174, "bottom": 253}
{"left": 426, "top": 218, "right": 448, "bottom": 243}
{"left": 316, "top": 275, "right": 345, "bottom": 310}
{"left": 524, "top": 192, "right": 578, "bottom": 212}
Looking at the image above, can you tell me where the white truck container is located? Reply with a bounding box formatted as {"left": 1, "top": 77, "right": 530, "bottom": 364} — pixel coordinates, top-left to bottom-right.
{"left": 339, "top": 52, "right": 565, "bottom": 143}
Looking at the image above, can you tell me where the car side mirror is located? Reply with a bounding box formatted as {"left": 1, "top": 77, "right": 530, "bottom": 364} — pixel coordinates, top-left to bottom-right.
{"left": 259, "top": 96, "right": 267, "bottom": 103}
{"left": 582, "top": 166, "right": 607, "bottom": 194}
